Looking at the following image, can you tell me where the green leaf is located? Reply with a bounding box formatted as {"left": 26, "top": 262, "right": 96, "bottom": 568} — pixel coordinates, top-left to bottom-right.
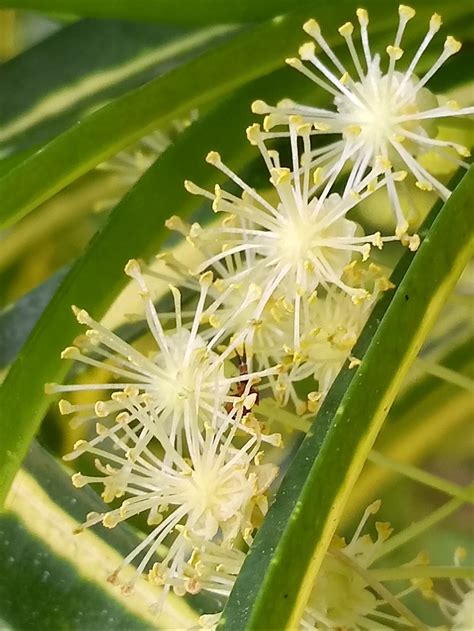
{"left": 0, "top": 0, "right": 463, "bottom": 229}
{"left": 345, "top": 335, "right": 474, "bottom": 522}
{"left": 0, "top": 18, "right": 234, "bottom": 153}
{"left": 0, "top": 268, "right": 69, "bottom": 368}
{"left": 0, "top": 0, "right": 311, "bottom": 25}
{"left": 221, "top": 168, "right": 474, "bottom": 630}
{"left": 0, "top": 440, "right": 200, "bottom": 629}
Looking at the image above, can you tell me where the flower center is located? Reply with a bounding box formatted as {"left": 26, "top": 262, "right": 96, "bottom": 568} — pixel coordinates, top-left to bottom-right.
{"left": 153, "top": 329, "right": 227, "bottom": 412}
{"left": 184, "top": 466, "right": 253, "bottom": 538}
{"left": 336, "top": 69, "right": 423, "bottom": 151}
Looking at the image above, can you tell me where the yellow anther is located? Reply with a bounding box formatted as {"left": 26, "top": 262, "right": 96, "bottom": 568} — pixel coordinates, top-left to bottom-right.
{"left": 303, "top": 19, "right": 321, "bottom": 38}
{"left": 361, "top": 243, "right": 371, "bottom": 261}
{"left": 367, "top": 179, "right": 377, "bottom": 193}
{"left": 125, "top": 259, "right": 142, "bottom": 279}
{"left": 369, "top": 499, "right": 382, "bottom": 514}
{"left": 72, "top": 439, "right": 88, "bottom": 453}
{"left": 393, "top": 169, "right": 407, "bottom": 182}
{"left": 199, "top": 271, "right": 213, "bottom": 286}
{"left": 372, "top": 232, "right": 384, "bottom": 249}
{"left": 444, "top": 36, "right": 462, "bottom": 54}
{"left": 407, "top": 234, "right": 420, "bottom": 251}
{"left": 243, "top": 392, "right": 258, "bottom": 410}
{"left": 349, "top": 356, "right": 362, "bottom": 369}
{"left": 338, "top": 22, "right": 354, "bottom": 37}
{"left": 392, "top": 133, "right": 406, "bottom": 143}
{"left": 376, "top": 155, "right": 392, "bottom": 170}
{"left": 251, "top": 99, "right": 269, "bottom": 114}
{"left": 356, "top": 8, "right": 369, "bottom": 26}
{"left": 456, "top": 145, "right": 471, "bottom": 158}
{"left": 299, "top": 42, "right": 316, "bottom": 60}
{"left": 103, "top": 513, "right": 120, "bottom": 529}
{"left": 386, "top": 45, "right": 404, "bottom": 60}
{"left": 95, "top": 422, "right": 107, "bottom": 435}
{"left": 61, "top": 346, "right": 80, "bottom": 360}
{"left": 375, "top": 521, "right": 394, "bottom": 540}
{"left": 246, "top": 123, "right": 261, "bottom": 145}
{"left": 429, "top": 13, "right": 442, "bottom": 32}
{"left": 115, "top": 412, "right": 129, "bottom": 424}
{"left": 72, "top": 306, "right": 90, "bottom": 324}
{"left": 415, "top": 180, "right": 433, "bottom": 192}
{"left": 286, "top": 57, "right": 303, "bottom": 69}
{"left": 288, "top": 114, "right": 305, "bottom": 127}
{"left": 183, "top": 180, "right": 201, "bottom": 195}
{"left": 72, "top": 473, "right": 86, "bottom": 488}
{"left": 399, "top": 5, "right": 415, "bottom": 20}
{"left": 205, "top": 150, "right": 221, "bottom": 165}
{"left": 208, "top": 314, "right": 221, "bottom": 329}
{"left": 295, "top": 401, "right": 307, "bottom": 416}
{"left": 58, "top": 399, "right": 73, "bottom": 414}
{"left": 313, "top": 168, "right": 323, "bottom": 186}
{"left": 270, "top": 167, "right": 291, "bottom": 186}
{"left": 352, "top": 289, "right": 369, "bottom": 304}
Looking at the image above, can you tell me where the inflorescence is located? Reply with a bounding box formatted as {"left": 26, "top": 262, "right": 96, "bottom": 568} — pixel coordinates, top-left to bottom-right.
{"left": 46, "top": 6, "right": 472, "bottom": 629}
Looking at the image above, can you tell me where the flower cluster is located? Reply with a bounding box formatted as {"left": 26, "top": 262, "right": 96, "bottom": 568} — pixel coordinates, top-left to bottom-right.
{"left": 436, "top": 548, "right": 474, "bottom": 630}
{"left": 47, "top": 262, "right": 280, "bottom": 603}
{"left": 253, "top": 5, "right": 472, "bottom": 238}
{"left": 189, "top": 501, "right": 437, "bottom": 630}
{"left": 46, "top": 3, "right": 471, "bottom": 625}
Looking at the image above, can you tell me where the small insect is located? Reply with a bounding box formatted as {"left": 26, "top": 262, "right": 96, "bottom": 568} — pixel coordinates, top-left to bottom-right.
{"left": 225, "top": 347, "right": 260, "bottom": 414}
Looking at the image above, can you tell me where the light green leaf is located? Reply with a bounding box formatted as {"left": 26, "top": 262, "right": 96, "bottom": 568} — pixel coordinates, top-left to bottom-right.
{"left": 0, "top": 440, "right": 201, "bottom": 629}
{"left": 221, "top": 167, "right": 474, "bottom": 630}
{"left": 0, "top": 19, "right": 235, "bottom": 153}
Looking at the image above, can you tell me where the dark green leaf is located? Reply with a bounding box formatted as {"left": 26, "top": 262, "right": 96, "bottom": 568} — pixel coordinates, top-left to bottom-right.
{"left": 221, "top": 168, "right": 474, "bottom": 630}
{"left": 0, "top": 0, "right": 312, "bottom": 25}
{"left": 0, "top": 267, "right": 69, "bottom": 368}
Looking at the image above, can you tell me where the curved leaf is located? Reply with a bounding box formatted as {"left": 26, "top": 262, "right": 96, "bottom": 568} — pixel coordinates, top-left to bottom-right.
{"left": 221, "top": 167, "right": 474, "bottom": 630}
{"left": 1, "top": 440, "right": 200, "bottom": 629}
{"left": 0, "top": 0, "right": 463, "bottom": 229}
{"left": 0, "top": 19, "right": 234, "bottom": 153}
{"left": 0, "top": 0, "right": 311, "bottom": 25}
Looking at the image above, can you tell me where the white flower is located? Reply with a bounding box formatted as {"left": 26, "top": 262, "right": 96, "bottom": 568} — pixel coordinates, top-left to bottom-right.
{"left": 95, "top": 112, "right": 199, "bottom": 210}
{"left": 68, "top": 391, "right": 278, "bottom": 604}
{"left": 46, "top": 260, "right": 277, "bottom": 453}
{"left": 436, "top": 548, "right": 474, "bottom": 630}
{"left": 253, "top": 5, "right": 473, "bottom": 238}
{"left": 184, "top": 124, "right": 397, "bottom": 350}
{"left": 191, "top": 501, "right": 433, "bottom": 630}
{"left": 280, "top": 263, "right": 393, "bottom": 406}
